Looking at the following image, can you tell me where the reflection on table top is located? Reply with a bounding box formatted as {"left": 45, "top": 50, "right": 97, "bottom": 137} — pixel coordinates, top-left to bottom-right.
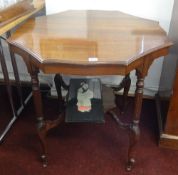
{"left": 0, "top": 0, "right": 45, "bottom": 36}
{"left": 8, "top": 10, "right": 172, "bottom": 66}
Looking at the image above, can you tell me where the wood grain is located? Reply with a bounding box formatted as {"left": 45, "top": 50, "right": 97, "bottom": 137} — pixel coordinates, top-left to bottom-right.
{"left": 8, "top": 10, "right": 172, "bottom": 69}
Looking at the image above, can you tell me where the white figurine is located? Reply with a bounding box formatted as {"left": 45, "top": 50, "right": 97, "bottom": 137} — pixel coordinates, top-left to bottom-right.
{"left": 77, "top": 82, "right": 93, "bottom": 112}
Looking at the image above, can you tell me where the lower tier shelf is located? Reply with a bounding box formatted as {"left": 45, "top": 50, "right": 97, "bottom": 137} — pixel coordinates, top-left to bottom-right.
{"left": 65, "top": 78, "right": 104, "bottom": 123}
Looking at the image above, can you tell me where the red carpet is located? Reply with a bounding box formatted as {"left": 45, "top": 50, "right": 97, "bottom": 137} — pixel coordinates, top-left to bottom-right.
{"left": 0, "top": 86, "right": 178, "bottom": 175}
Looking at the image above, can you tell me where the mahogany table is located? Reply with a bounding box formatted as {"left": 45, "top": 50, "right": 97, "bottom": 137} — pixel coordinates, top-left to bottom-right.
{"left": 7, "top": 10, "right": 172, "bottom": 171}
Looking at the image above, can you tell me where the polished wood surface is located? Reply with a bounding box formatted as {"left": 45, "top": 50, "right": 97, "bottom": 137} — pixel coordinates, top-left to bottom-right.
{"left": 8, "top": 10, "right": 172, "bottom": 69}
{"left": 7, "top": 10, "right": 172, "bottom": 171}
{"left": 165, "top": 67, "right": 178, "bottom": 135}
{"left": 0, "top": 0, "right": 45, "bottom": 35}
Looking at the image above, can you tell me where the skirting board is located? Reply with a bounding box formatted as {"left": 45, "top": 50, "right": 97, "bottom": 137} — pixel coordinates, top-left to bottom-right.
{"left": 159, "top": 134, "right": 178, "bottom": 150}
{"left": 0, "top": 72, "right": 160, "bottom": 98}
{"left": 51, "top": 83, "right": 158, "bottom": 99}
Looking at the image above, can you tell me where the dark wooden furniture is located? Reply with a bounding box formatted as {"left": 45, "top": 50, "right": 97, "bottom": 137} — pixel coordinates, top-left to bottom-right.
{"left": 0, "top": 0, "right": 45, "bottom": 142}
{"left": 156, "top": 67, "right": 178, "bottom": 149}
{"left": 7, "top": 10, "right": 172, "bottom": 171}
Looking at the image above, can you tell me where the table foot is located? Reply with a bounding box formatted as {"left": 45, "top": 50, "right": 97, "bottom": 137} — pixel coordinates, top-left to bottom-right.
{"left": 126, "top": 158, "right": 135, "bottom": 171}
{"left": 41, "top": 154, "right": 48, "bottom": 168}
{"left": 37, "top": 113, "right": 64, "bottom": 167}
{"left": 107, "top": 107, "right": 140, "bottom": 172}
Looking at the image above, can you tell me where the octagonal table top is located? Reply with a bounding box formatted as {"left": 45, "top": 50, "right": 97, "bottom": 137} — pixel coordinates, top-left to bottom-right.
{"left": 8, "top": 10, "right": 172, "bottom": 66}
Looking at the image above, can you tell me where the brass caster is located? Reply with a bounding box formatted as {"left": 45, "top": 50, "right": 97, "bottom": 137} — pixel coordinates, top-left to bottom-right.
{"left": 126, "top": 158, "right": 135, "bottom": 171}
{"left": 41, "top": 154, "right": 48, "bottom": 168}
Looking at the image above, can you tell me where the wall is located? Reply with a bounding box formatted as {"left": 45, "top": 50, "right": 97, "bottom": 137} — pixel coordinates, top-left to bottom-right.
{"left": 45, "top": 0, "right": 174, "bottom": 96}
{"left": 46, "top": 0, "right": 172, "bottom": 32}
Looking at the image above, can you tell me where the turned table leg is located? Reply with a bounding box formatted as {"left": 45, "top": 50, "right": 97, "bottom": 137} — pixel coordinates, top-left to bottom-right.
{"left": 126, "top": 70, "right": 144, "bottom": 171}
{"left": 29, "top": 66, "right": 65, "bottom": 167}
{"left": 29, "top": 66, "right": 48, "bottom": 167}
